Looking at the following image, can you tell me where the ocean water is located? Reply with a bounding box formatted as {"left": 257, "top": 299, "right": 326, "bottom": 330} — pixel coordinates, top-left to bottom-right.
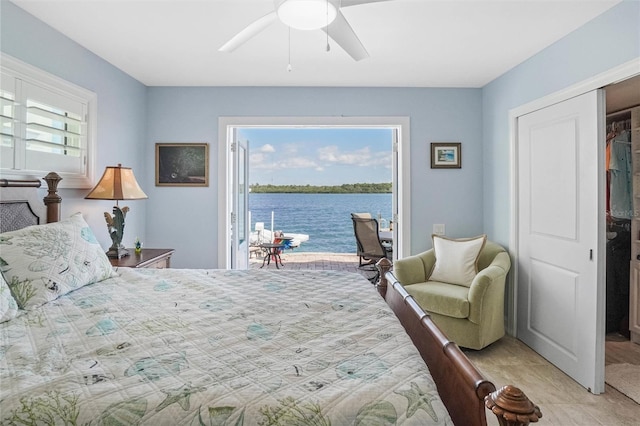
{"left": 249, "top": 193, "right": 392, "bottom": 253}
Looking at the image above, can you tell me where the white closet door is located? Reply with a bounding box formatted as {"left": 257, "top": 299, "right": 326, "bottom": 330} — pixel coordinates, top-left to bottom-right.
{"left": 517, "top": 90, "right": 605, "bottom": 393}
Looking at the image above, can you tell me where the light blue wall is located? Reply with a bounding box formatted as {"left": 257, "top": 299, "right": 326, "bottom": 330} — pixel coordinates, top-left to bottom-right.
{"left": 1, "top": 0, "right": 484, "bottom": 267}
{"left": 5, "top": 0, "right": 634, "bottom": 268}
{"left": 1, "top": 1, "right": 148, "bottom": 251}
{"left": 146, "top": 87, "right": 483, "bottom": 267}
{"left": 482, "top": 0, "right": 640, "bottom": 248}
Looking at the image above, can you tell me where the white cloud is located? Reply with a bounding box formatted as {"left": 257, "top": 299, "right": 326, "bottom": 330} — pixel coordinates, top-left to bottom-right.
{"left": 251, "top": 144, "right": 391, "bottom": 178}
{"left": 251, "top": 154, "right": 320, "bottom": 171}
{"left": 249, "top": 152, "right": 268, "bottom": 167}
{"left": 246, "top": 129, "right": 393, "bottom": 184}
{"left": 285, "top": 157, "right": 318, "bottom": 168}
{"left": 282, "top": 144, "right": 300, "bottom": 155}
{"left": 317, "top": 145, "right": 387, "bottom": 167}
{"left": 260, "top": 144, "right": 275, "bottom": 153}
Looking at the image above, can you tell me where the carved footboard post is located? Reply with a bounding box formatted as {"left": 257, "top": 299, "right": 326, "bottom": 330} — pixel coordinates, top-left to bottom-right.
{"left": 485, "top": 386, "right": 542, "bottom": 426}
{"left": 43, "top": 172, "right": 62, "bottom": 223}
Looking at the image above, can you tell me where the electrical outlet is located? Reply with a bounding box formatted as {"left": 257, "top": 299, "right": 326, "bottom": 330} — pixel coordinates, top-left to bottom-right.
{"left": 433, "top": 224, "right": 445, "bottom": 235}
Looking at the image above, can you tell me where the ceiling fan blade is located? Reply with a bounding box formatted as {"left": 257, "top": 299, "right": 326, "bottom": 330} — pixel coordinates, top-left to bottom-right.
{"left": 341, "top": 0, "right": 392, "bottom": 8}
{"left": 322, "top": 10, "right": 368, "bottom": 61}
{"left": 219, "top": 12, "right": 278, "bottom": 52}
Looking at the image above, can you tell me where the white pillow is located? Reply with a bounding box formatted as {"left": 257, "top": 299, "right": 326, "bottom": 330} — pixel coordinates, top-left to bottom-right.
{"left": 428, "top": 234, "right": 487, "bottom": 287}
{"left": 0, "top": 273, "right": 19, "bottom": 322}
{"left": 0, "top": 213, "right": 115, "bottom": 310}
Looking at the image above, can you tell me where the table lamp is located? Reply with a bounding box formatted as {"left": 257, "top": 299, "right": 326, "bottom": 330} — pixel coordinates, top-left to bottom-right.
{"left": 85, "top": 164, "right": 148, "bottom": 258}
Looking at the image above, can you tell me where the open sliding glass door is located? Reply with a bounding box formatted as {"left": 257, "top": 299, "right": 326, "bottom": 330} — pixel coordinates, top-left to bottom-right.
{"left": 231, "top": 135, "right": 249, "bottom": 269}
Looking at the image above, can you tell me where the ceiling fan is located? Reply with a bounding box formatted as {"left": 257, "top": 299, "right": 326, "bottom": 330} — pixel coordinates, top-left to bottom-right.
{"left": 219, "top": 0, "right": 391, "bottom": 61}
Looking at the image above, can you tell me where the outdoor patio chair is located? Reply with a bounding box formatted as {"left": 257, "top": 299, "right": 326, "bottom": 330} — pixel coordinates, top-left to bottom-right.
{"left": 351, "top": 215, "right": 392, "bottom": 283}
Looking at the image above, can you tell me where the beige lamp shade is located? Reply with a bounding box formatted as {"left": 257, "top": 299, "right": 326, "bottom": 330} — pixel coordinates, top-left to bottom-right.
{"left": 85, "top": 164, "right": 148, "bottom": 201}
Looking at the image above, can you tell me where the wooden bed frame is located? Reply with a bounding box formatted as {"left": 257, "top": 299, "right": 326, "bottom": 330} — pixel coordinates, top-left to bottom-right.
{"left": 1, "top": 173, "right": 541, "bottom": 426}
{"left": 377, "top": 258, "right": 541, "bottom": 426}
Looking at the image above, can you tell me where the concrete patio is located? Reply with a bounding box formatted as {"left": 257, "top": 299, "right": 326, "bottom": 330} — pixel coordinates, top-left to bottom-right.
{"left": 249, "top": 251, "right": 361, "bottom": 272}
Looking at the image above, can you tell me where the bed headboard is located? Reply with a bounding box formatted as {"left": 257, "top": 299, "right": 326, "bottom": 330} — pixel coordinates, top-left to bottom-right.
{"left": 0, "top": 172, "right": 62, "bottom": 232}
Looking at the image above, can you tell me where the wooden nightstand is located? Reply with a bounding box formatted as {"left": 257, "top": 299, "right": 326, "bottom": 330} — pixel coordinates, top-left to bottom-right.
{"left": 109, "top": 248, "right": 175, "bottom": 269}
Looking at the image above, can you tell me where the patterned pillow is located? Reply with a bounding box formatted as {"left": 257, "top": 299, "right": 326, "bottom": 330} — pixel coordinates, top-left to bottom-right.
{"left": 428, "top": 234, "right": 487, "bottom": 287}
{"left": 0, "top": 213, "right": 115, "bottom": 310}
{"left": 0, "top": 273, "right": 18, "bottom": 322}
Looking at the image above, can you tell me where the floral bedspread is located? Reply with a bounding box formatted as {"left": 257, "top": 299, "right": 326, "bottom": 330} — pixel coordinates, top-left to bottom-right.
{"left": 0, "top": 268, "right": 452, "bottom": 425}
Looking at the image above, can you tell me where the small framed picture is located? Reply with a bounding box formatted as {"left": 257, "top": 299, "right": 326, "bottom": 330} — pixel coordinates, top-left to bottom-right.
{"left": 156, "top": 143, "right": 209, "bottom": 186}
{"left": 431, "top": 142, "right": 461, "bottom": 169}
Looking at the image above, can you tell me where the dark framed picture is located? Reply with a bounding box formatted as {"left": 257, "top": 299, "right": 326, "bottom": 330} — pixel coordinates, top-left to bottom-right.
{"left": 431, "top": 142, "right": 461, "bottom": 169}
{"left": 156, "top": 143, "right": 209, "bottom": 186}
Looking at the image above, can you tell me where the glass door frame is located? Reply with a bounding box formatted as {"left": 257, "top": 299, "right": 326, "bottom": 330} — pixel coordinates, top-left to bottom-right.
{"left": 217, "top": 116, "right": 410, "bottom": 269}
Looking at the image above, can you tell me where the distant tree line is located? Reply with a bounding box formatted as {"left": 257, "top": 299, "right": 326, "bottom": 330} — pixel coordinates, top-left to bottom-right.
{"left": 250, "top": 183, "right": 392, "bottom": 193}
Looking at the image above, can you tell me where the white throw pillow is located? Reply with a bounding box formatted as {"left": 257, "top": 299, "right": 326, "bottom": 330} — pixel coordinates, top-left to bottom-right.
{"left": 428, "top": 234, "right": 487, "bottom": 287}
{"left": 0, "top": 213, "right": 115, "bottom": 310}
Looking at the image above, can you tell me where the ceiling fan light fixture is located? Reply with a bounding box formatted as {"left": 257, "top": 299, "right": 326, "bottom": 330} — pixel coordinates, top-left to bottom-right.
{"left": 277, "top": 0, "right": 337, "bottom": 31}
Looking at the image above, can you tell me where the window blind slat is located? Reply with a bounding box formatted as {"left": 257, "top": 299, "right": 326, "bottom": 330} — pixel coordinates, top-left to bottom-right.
{"left": 26, "top": 139, "right": 82, "bottom": 156}
{"left": 26, "top": 121, "right": 82, "bottom": 138}
{"left": 27, "top": 105, "right": 81, "bottom": 124}
{"left": 0, "top": 116, "right": 14, "bottom": 135}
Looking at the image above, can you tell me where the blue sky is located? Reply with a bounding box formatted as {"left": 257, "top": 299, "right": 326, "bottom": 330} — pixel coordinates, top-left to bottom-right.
{"left": 238, "top": 127, "right": 393, "bottom": 185}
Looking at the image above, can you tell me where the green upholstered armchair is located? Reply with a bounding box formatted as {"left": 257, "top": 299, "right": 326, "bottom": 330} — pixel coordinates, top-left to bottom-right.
{"left": 392, "top": 240, "right": 510, "bottom": 350}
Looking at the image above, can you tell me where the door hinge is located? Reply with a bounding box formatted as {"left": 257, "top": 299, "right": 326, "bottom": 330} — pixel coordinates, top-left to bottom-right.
{"left": 589, "top": 249, "right": 593, "bottom": 261}
{"left": 231, "top": 141, "right": 237, "bottom": 152}
{"left": 231, "top": 212, "right": 236, "bottom": 223}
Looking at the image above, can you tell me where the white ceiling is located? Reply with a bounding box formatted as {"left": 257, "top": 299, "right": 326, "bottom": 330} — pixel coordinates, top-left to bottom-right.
{"left": 11, "top": 0, "right": 622, "bottom": 87}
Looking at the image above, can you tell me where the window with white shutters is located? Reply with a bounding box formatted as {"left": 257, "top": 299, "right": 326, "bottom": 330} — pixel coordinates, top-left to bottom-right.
{"left": 0, "top": 54, "right": 96, "bottom": 188}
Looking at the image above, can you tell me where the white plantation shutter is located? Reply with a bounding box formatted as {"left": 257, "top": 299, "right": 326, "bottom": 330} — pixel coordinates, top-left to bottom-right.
{"left": 23, "top": 81, "right": 86, "bottom": 174}
{"left": 0, "top": 54, "right": 96, "bottom": 188}
{"left": 0, "top": 74, "right": 16, "bottom": 170}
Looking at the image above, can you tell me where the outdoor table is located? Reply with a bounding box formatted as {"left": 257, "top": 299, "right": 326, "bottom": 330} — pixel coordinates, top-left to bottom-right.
{"left": 259, "top": 242, "right": 286, "bottom": 268}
